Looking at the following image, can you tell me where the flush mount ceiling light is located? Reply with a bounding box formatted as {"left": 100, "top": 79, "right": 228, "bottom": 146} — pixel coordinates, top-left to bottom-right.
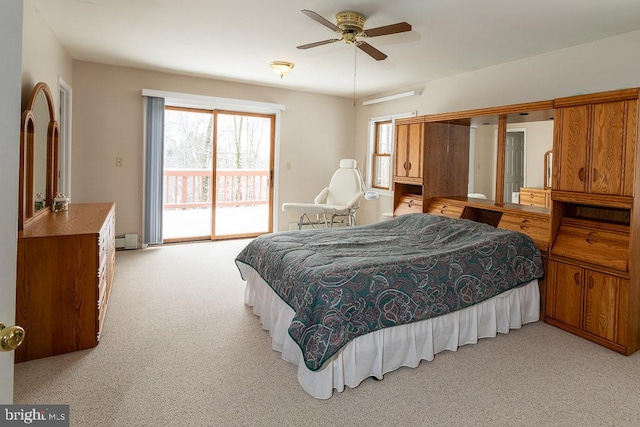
{"left": 270, "top": 61, "right": 294, "bottom": 78}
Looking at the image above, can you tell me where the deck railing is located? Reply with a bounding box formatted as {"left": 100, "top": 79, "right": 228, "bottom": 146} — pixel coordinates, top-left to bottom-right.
{"left": 163, "top": 168, "right": 269, "bottom": 209}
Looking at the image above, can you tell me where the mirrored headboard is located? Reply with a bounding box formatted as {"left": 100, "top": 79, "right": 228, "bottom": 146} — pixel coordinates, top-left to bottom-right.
{"left": 19, "top": 82, "right": 59, "bottom": 230}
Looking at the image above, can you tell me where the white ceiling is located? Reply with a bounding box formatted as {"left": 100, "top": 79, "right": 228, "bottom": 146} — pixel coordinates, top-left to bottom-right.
{"left": 30, "top": 0, "right": 640, "bottom": 98}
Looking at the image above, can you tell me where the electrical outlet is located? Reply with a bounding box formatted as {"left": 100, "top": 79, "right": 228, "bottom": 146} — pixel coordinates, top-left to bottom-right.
{"left": 116, "top": 157, "right": 123, "bottom": 167}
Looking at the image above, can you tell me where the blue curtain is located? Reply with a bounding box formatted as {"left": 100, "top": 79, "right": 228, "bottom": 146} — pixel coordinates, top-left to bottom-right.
{"left": 143, "top": 96, "right": 165, "bottom": 245}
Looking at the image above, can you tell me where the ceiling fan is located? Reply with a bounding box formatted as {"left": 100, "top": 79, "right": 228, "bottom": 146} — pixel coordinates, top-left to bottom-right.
{"left": 297, "top": 9, "right": 412, "bottom": 61}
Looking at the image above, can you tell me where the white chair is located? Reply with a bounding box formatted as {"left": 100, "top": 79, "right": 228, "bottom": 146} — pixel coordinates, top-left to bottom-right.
{"left": 282, "top": 159, "right": 363, "bottom": 229}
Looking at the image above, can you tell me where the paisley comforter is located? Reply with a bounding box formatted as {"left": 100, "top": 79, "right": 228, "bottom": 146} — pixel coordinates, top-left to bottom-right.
{"left": 235, "top": 213, "right": 544, "bottom": 371}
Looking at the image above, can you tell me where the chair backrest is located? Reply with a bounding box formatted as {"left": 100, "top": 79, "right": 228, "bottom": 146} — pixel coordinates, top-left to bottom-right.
{"left": 327, "top": 159, "right": 362, "bottom": 205}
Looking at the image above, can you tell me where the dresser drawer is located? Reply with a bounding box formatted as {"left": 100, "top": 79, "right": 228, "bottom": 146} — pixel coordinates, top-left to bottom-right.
{"left": 498, "top": 214, "right": 550, "bottom": 251}
{"left": 550, "top": 219, "right": 629, "bottom": 273}
{"left": 394, "top": 194, "right": 423, "bottom": 216}
{"left": 426, "top": 200, "right": 464, "bottom": 219}
{"left": 519, "top": 188, "right": 549, "bottom": 208}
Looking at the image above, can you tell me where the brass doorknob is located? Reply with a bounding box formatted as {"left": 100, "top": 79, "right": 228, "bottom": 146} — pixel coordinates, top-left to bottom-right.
{"left": 0, "top": 322, "right": 25, "bottom": 351}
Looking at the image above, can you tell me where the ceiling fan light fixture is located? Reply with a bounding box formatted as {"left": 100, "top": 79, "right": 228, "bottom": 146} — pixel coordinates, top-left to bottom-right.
{"left": 270, "top": 61, "right": 294, "bottom": 79}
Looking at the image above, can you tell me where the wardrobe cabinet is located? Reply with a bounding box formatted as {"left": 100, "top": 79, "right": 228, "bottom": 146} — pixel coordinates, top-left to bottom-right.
{"left": 547, "top": 88, "right": 640, "bottom": 355}
{"left": 554, "top": 92, "right": 637, "bottom": 196}
{"left": 392, "top": 119, "right": 470, "bottom": 216}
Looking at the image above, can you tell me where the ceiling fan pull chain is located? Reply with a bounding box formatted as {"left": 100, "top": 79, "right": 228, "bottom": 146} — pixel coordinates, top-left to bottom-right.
{"left": 353, "top": 44, "right": 358, "bottom": 106}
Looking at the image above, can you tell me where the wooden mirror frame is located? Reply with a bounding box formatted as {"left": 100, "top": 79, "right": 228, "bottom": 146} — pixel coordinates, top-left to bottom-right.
{"left": 19, "top": 82, "right": 59, "bottom": 230}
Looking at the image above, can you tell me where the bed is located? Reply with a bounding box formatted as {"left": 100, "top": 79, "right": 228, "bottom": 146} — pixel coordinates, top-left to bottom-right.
{"left": 235, "top": 213, "right": 544, "bottom": 398}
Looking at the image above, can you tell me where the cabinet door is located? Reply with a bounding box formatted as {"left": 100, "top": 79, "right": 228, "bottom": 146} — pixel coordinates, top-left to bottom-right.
{"left": 406, "top": 123, "right": 424, "bottom": 180}
{"left": 584, "top": 270, "right": 623, "bottom": 344}
{"left": 548, "top": 261, "right": 583, "bottom": 329}
{"left": 590, "top": 101, "right": 627, "bottom": 195}
{"left": 555, "top": 105, "right": 590, "bottom": 192}
{"left": 394, "top": 123, "right": 423, "bottom": 180}
{"left": 394, "top": 124, "right": 410, "bottom": 179}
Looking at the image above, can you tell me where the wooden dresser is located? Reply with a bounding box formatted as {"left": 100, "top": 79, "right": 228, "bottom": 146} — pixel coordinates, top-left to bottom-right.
{"left": 15, "top": 203, "right": 116, "bottom": 362}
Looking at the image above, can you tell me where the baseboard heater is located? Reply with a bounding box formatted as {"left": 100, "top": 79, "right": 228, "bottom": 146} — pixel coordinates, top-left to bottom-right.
{"left": 115, "top": 233, "right": 138, "bottom": 250}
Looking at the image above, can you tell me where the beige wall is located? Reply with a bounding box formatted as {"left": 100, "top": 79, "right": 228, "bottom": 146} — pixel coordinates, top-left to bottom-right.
{"left": 355, "top": 29, "right": 640, "bottom": 221}
{"left": 21, "top": 0, "right": 72, "bottom": 108}
{"left": 71, "top": 61, "right": 355, "bottom": 236}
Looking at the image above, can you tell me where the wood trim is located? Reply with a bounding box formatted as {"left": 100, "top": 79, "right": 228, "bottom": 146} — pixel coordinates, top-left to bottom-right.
{"left": 430, "top": 197, "right": 550, "bottom": 219}
{"left": 395, "top": 100, "right": 555, "bottom": 126}
{"left": 550, "top": 190, "right": 633, "bottom": 209}
{"left": 630, "top": 98, "right": 640, "bottom": 353}
{"left": 425, "top": 100, "right": 555, "bottom": 122}
{"left": 553, "top": 88, "right": 640, "bottom": 108}
{"left": 544, "top": 317, "right": 630, "bottom": 355}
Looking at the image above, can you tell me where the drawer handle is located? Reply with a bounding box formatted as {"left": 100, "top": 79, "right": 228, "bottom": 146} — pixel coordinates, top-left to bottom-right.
{"left": 407, "top": 161, "right": 411, "bottom": 171}
{"left": 408, "top": 199, "right": 414, "bottom": 207}
{"left": 592, "top": 168, "right": 598, "bottom": 182}
{"left": 574, "top": 272, "right": 581, "bottom": 286}
{"left": 585, "top": 231, "right": 599, "bottom": 245}
{"left": 403, "top": 161, "right": 408, "bottom": 171}
{"left": 578, "top": 167, "right": 585, "bottom": 182}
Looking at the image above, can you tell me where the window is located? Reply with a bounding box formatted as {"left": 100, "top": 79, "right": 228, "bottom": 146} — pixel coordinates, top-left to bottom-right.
{"left": 367, "top": 112, "right": 416, "bottom": 194}
{"left": 372, "top": 120, "right": 393, "bottom": 190}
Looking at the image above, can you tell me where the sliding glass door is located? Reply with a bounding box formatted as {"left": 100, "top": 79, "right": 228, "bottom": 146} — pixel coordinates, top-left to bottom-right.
{"left": 213, "top": 111, "right": 274, "bottom": 238}
{"left": 162, "top": 107, "right": 213, "bottom": 240}
{"left": 162, "top": 107, "right": 274, "bottom": 241}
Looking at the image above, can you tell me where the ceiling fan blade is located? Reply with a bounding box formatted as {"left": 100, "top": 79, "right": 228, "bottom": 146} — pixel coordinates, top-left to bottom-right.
{"left": 297, "top": 39, "right": 341, "bottom": 49}
{"left": 301, "top": 9, "right": 341, "bottom": 33}
{"left": 357, "top": 42, "right": 387, "bottom": 61}
{"left": 361, "top": 22, "right": 412, "bottom": 37}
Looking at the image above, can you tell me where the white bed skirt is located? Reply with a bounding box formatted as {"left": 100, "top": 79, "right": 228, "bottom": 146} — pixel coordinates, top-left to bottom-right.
{"left": 238, "top": 262, "right": 540, "bottom": 399}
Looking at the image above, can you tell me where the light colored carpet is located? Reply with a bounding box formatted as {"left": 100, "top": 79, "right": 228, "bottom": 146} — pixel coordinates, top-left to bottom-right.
{"left": 14, "top": 239, "right": 640, "bottom": 427}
